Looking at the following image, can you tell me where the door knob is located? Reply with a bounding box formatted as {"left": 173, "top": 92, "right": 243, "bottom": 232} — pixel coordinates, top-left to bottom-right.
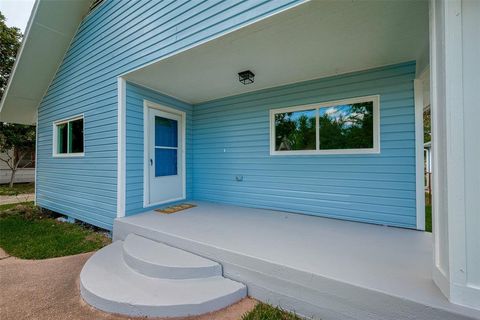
{"left": 150, "top": 159, "right": 153, "bottom": 166}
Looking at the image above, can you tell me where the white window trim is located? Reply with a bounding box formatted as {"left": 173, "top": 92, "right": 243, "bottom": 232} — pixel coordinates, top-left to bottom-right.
{"left": 269, "top": 95, "right": 380, "bottom": 155}
{"left": 52, "top": 114, "right": 85, "bottom": 157}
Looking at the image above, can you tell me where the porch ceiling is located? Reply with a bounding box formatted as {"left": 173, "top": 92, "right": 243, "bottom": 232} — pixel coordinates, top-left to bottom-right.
{"left": 124, "top": 0, "right": 429, "bottom": 104}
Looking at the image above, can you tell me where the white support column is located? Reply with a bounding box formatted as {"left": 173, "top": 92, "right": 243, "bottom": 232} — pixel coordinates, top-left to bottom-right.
{"left": 117, "top": 77, "right": 126, "bottom": 218}
{"left": 430, "top": 0, "right": 480, "bottom": 310}
{"left": 414, "top": 79, "right": 425, "bottom": 231}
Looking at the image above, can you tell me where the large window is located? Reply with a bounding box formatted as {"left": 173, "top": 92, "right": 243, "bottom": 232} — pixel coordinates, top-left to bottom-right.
{"left": 53, "top": 115, "right": 84, "bottom": 156}
{"left": 270, "top": 96, "right": 379, "bottom": 155}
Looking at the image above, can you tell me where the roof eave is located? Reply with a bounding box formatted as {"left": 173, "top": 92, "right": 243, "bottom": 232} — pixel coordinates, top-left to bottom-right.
{"left": 0, "top": 0, "right": 92, "bottom": 125}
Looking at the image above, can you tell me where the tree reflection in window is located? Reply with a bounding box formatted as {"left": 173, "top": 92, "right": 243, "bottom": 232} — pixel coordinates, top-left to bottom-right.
{"left": 319, "top": 102, "right": 373, "bottom": 150}
{"left": 274, "top": 101, "right": 374, "bottom": 152}
{"left": 275, "top": 109, "right": 316, "bottom": 151}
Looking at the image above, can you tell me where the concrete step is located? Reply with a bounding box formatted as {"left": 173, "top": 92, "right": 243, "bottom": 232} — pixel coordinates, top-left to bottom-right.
{"left": 122, "top": 234, "right": 222, "bottom": 279}
{"left": 80, "top": 241, "right": 246, "bottom": 318}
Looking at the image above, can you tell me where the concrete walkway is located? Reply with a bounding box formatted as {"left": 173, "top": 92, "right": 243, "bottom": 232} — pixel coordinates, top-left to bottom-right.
{"left": 0, "top": 251, "right": 256, "bottom": 320}
{"left": 0, "top": 193, "right": 35, "bottom": 205}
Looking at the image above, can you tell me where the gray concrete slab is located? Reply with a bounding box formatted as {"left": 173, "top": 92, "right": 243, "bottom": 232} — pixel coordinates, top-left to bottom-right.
{"left": 0, "top": 193, "right": 34, "bottom": 205}
{"left": 114, "top": 201, "right": 480, "bottom": 320}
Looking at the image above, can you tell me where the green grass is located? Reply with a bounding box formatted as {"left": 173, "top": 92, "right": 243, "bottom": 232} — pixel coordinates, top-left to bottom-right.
{"left": 242, "top": 303, "right": 302, "bottom": 320}
{"left": 425, "top": 204, "right": 432, "bottom": 233}
{"left": 0, "top": 202, "right": 110, "bottom": 259}
{"left": 0, "top": 201, "right": 31, "bottom": 211}
{"left": 0, "top": 182, "right": 35, "bottom": 196}
{"left": 425, "top": 192, "right": 432, "bottom": 233}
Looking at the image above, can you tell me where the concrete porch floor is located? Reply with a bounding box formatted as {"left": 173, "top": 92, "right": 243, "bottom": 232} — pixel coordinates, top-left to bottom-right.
{"left": 114, "top": 202, "right": 480, "bottom": 320}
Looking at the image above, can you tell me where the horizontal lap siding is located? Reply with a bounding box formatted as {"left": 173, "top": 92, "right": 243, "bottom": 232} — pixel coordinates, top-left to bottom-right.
{"left": 192, "top": 62, "right": 417, "bottom": 228}
{"left": 36, "top": 0, "right": 303, "bottom": 229}
{"left": 125, "top": 83, "right": 193, "bottom": 215}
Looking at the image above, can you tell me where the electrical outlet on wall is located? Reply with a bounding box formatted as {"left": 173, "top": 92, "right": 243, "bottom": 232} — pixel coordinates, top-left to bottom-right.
{"left": 235, "top": 175, "right": 243, "bottom": 182}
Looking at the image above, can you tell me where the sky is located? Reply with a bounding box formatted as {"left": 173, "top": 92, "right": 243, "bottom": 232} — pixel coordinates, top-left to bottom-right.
{"left": 0, "top": 0, "right": 35, "bottom": 32}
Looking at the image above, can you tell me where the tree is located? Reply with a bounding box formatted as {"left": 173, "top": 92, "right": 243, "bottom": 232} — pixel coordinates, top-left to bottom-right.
{"left": 0, "top": 11, "right": 36, "bottom": 187}
{"left": 0, "top": 123, "right": 35, "bottom": 186}
{"left": 1, "top": 12, "right": 22, "bottom": 98}
{"left": 424, "top": 108, "right": 431, "bottom": 143}
{"left": 275, "top": 112, "right": 316, "bottom": 150}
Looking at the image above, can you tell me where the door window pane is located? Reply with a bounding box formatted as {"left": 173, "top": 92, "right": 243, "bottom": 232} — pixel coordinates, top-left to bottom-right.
{"left": 155, "top": 117, "right": 177, "bottom": 148}
{"left": 155, "top": 149, "right": 177, "bottom": 176}
{"left": 319, "top": 102, "right": 374, "bottom": 150}
{"left": 274, "top": 109, "right": 316, "bottom": 151}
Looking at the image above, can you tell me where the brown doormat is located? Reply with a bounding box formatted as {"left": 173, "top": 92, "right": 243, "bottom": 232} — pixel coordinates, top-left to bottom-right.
{"left": 155, "top": 203, "right": 197, "bottom": 214}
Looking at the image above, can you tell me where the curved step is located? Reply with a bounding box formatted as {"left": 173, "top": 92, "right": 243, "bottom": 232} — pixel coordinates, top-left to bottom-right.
{"left": 80, "top": 241, "right": 246, "bottom": 317}
{"left": 122, "top": 234, "right": 222, "bottom": 279}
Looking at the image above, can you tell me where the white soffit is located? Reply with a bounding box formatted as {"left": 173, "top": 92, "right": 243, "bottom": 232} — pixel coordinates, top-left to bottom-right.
{"left": 0, "top": 0, "right": 91, "bottom": 125}
{"left": 125, "top": 0, "right": 429, "bottom": 104}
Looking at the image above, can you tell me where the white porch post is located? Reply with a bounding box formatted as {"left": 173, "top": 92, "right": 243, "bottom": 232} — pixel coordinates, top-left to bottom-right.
{"left": 430, "top": 0, "right": 480, "bottom": 310}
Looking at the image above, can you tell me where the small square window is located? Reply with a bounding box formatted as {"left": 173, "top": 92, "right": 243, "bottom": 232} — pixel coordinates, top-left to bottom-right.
{"left": 54, "top": 116, "right": 84, "bottom": 156}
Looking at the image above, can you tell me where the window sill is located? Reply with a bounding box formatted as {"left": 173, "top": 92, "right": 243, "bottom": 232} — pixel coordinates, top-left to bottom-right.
{"left": 270, "top": 148, "right": 380, "bottom": 156}
{"left": 53, "top": 153, "right": 85, "bottom": 158}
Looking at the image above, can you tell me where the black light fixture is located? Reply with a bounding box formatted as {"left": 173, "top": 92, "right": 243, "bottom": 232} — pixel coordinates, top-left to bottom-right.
{"left": 238, "top": 70, "right": 255, "bottom": 85}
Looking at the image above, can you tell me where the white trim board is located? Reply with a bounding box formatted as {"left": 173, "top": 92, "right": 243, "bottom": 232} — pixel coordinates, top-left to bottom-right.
{"left": 143, "top": 100, "right": 186, "bottom": 208}
{"left": 414, "top": 79, "right": 426, "bottom": 231}
{"left": 34, "top": 107, "right": 39, "bottom": 205}
{"left": 117, "top": 77, "right": 126, "bottom": 218}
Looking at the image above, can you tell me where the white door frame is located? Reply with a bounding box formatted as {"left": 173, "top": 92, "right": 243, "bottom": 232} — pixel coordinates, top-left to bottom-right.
{"left": 143, "top": 100, "right": 186, "bottom": 207}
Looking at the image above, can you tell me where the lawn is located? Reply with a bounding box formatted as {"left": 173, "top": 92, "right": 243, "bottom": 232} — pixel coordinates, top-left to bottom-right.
{"left": 425, "top": 192, "right": 432, "bottom": 233}
{"left": 425, "top": 204, "right": 432, "bottom": 233}
{"left": 242, "top": 303, "right": 302, "bottom": 320}
{"left": 0, "top": 182, "right": 35, "bottom": 196}
{"left": 0, "top": 202, "right": 23, "bottom": 211}
{"left": 0, "top": 202, "right": 110, "bottom": 259}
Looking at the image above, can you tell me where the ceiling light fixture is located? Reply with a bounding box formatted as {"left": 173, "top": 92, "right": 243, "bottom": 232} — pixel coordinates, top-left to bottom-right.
{"left": 238, "top": 70, "right": 255, "bottom": 85}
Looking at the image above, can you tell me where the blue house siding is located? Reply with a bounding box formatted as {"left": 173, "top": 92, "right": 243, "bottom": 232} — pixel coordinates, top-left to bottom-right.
{"left": 192, "top": 62, "right": 417, "bottom": 228}
{"left": 35, "top": 0, "right": 304, "bottom": 229}
{"left": 125, "top": 83, "right": 193, "bottom": 215}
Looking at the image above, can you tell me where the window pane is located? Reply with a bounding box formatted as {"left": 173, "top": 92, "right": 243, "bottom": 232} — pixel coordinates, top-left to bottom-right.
{"left": 155, "top": 116, "right": 177, "bottom": 148}
{"left": 319, "top": 102, "right": 374, "bottom": 150}
{"left": 155, "top": 148, "right": 177, "bottom": 176}
{"left": 275, "top": 109, "right": 316, "bottom": 151}
{"left": 57, "top": 123, "right": 68, "bottom": 154}
{"left": 70, "top": 119, "right": 84, "bottom": 153}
